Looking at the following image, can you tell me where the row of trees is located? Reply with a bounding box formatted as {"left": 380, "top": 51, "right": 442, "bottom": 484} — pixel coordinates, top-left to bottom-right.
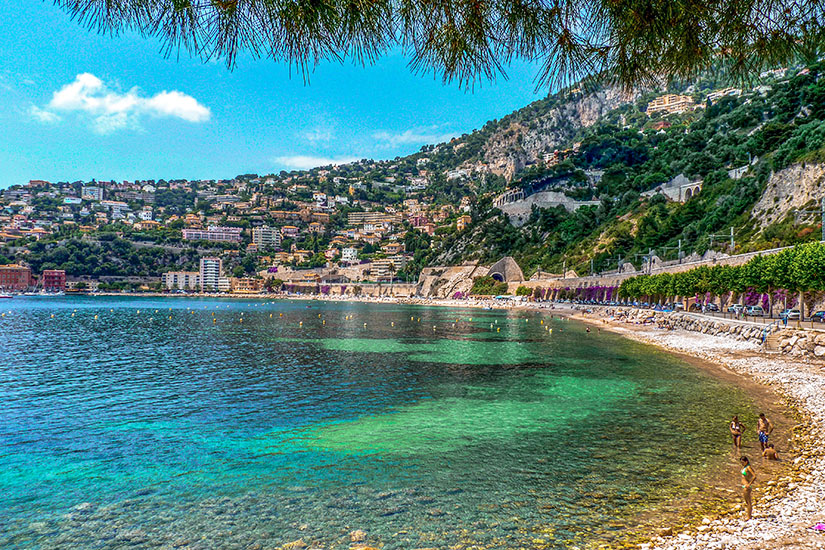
{"left": 618, "top": 243, "right": 825, "bottom": 315}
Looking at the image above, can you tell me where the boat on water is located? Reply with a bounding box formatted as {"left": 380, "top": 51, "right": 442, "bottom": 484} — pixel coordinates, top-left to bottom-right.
{"left": 0, "top": 294, "right": 13, "bottom": 299}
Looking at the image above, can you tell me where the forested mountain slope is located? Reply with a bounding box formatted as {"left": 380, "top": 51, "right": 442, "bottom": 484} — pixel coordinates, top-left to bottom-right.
{"left": 423, "top": 62, "right": 825, "bottom": 277}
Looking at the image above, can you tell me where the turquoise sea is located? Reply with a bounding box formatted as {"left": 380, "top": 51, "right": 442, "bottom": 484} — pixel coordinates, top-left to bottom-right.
{"left": 0, "top": 297, "right": 757, "bottom": 549}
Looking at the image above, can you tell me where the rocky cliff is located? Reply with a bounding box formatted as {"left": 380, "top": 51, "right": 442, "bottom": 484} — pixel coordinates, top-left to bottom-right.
{"left": 752, "top": 163, "right": 825, "bottom": 228}
{"left": 480, "top": 87, "right": 635, "bottom": 180}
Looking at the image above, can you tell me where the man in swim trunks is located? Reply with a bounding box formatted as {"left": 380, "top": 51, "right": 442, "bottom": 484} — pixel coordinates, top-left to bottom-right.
{"left": 757, "top": 413, "right": 774, "bottom": 451}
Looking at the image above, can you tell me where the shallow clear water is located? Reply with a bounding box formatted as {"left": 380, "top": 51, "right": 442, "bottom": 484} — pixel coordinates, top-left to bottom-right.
{"left": 0, "top": 297, "right": 757, "bottom": 549}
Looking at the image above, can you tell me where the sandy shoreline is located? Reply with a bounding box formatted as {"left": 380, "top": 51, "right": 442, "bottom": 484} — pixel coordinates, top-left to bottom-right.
{"left": 560, "top": 306, "right": 825, "bottom": 550}
{"left": 39, "top": 293, "right": 825, "bottom": 547}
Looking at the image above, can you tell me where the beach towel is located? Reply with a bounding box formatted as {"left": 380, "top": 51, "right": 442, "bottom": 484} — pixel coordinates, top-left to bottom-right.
{"left": 808, "top": 523, "right": 825, "bottom": 532}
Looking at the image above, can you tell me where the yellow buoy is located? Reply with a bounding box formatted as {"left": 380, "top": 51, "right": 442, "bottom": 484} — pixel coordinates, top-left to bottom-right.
{"left": 280, "top": 313, "right": 283, "bottom": 317}
{"left": 541, "top": 320, "right": 544, "bottom": 325}
{"left": 469, "top": 317, "right": 472, "bottom": 321}
{"left": 322, "top": 320, "right": 326, "bottom": 325}
{"left": 213, "top": 318, "right": 217, "bottom": 323}
{"left": 51, "top": 314, "right": 54, "bottom": 318}
{"left": 137, "top": 310, "right": 140, "bottom": 314}
{"left": 1, "top": 313, "right": 4, "bottom": 317}
{"left": 299, "top": 321, "right": 303, "bottom": 326}
{"left": 318, "top": 313, "right": 321, "bottom": 318}
{"left": 417, "top": 318, "right": 420, "bottom": 322}
{"left": 71, "top": 313, "right": 74, "bottom": 317}
{"left": 94, "top": 315, "right": 98, "bottom": 320}
{"left": 411, "top": 316, "right": 414, "bottom": 321}
{"left": 110, "top": 309, "right": 113, "bottom": 312}
{"left": 497, "top": 327, "right": 500, "bottom": 332}
{"left": 191, "top": 311, "right": 194, "bottom": 314}
{"left": 391, "top": 321, "right": 394, "bottom": 327}
{"left": 169, "top": 315, "right": 172, "bottom": 320}
{"left": 270, "top": 313, "right": 273, "bottom": 318}
{"left": 433, "top": 325, "right": 436, "bottom": 330}
{"left": 364, "top": 322, "right": 367, "bottom": 327}
{"left": 150, "top": 317, "right": 153, "bottom": 321}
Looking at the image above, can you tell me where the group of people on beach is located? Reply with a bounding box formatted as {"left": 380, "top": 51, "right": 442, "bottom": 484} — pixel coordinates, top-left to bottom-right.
{"left": 729, "top": 413, "right": 777, "bottom": 520}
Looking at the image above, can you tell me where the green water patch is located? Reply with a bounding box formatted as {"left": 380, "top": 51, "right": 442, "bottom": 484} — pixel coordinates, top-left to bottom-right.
{"left": 306, "top": 374, "right": 637, "bottom": 455}
{"left": 275, "top": 337, "right": 552, "bottom": 365}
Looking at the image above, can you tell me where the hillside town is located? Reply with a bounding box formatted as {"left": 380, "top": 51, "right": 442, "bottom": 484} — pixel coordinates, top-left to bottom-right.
{"left": 0, "top": 172, "right": 473, "bottom": 293}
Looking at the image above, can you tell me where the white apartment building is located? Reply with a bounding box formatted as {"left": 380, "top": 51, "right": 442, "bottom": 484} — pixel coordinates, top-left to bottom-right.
{"left": 81, "top": 185, "right": 104, "bottom": 201}
{"left": 199, "top": 257, "right": 223, "bottom": 292}
{"left": 182, "top": 226, "right": 243, "bottom": 242}
{"left": 341, "top": 247, "right": 358, "bottom": 264}
{"left": 252, "top": 225, "right": 282, "bottom": 248}
{"left": 162, "top": 271, "right": 200, "bottom": 290}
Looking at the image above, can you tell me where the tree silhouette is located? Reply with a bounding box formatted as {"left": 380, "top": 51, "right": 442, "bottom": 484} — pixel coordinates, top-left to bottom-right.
{"left": 54, "top": 0, "right": 825, "bottom": 89}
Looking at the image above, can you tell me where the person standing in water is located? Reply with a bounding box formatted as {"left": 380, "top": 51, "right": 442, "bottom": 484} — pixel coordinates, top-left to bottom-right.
{"left": 757, "top": 413, "right": 774, "bottom": 451}
{"left": 729, "top": 415, "right": 744, "bottom": 450}
{"left": 740, "top": 456, "right": 756, "bottom": 520}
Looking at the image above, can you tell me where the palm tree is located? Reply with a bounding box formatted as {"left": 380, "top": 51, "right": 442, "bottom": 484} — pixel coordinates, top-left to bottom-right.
{"left": 55, "top": 0, "right": 822, "bottom": 89}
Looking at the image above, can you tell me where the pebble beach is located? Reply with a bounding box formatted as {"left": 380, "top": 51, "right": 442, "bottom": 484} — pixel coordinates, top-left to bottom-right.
{"left": 567, "top": 307, "right": 825, "bottom": 550}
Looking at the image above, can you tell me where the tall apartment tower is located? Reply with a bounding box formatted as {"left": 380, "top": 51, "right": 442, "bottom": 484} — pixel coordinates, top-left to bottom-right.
{"left": 252, "top": 226, "right": 282, "bottom": 248}
{"left": 199, "top": 257, "right": 222, "bottom": 292}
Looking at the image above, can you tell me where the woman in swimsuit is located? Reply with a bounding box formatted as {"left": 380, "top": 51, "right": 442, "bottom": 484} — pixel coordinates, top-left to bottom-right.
{"left": 729, "top": 415, "right": 744, "bottom": 449}
{"left": 740, "top": 456, "right": 756, "bottom": 520}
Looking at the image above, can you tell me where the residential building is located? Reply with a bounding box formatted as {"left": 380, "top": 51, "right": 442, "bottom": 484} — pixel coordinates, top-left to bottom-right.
{"left": 383, "top": 242, "right": 405, "bottom": 255}
{"left": 134, "top": 220, "right": 161, "bottom": 231}
{"left": 217, "top": 277, "right": 232, "bottom": 292}
{"left": 162, "top": 271, "right": 200, "bottom": 290}
{"left": 199, "top": 257, "right": 223, "bottom": 291}
{"left": 41, "top": 269, "right": 66, "bottom": 292}
{"left": 81, "top": 185, "right": 104, "bottom": 201}
{"left": 341, "top": 247, "right": 358, "bottom": 264}
{"left": 371, "top": 256, "right": 407, "bottom": 280}
{"left": 347, "top": 211, "right": 401, "bottom": 225}
{"left": 230, "top": 277, "right": 263, "bottom": 293}
{"left": 252, "top": 226, "right": 282, "bottom": 248}
{"left": 182, "top": 226, "right": 243, "bottom": 242}
{"left": 645, "top": 94, "right": 696, "bottom": 116}
{"left": 0, "top": 264, "right": 32, "bottom": 291}
{"left": 456, "top": 215, "right": 472, "bottom": 231}
{"left": 281, "top": 225, "right": 299, "bottom": 238}
{"left": 707, "top": 87, "right": 741, "bottom": 103}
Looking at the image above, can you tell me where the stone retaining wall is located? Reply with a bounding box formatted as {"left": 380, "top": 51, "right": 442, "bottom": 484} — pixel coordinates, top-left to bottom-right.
{"left": 607, "top": 308, "right": 825, "bottom": 356}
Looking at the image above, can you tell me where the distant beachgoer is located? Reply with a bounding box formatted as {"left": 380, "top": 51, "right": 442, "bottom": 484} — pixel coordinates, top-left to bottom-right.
{"left": 757, "top": 413, "right": 774, "bottom": 451}
{"left": 586, "top": 326, "right": 591, "bottom": 333}
{"left": 762, "top": 444, "right": 780, "bottom": 461}
{"left": 740, "top": 456, "right": 756, "bottom": 520}
{"left": 730, "top": 416, "right": 744, "bottom": 449}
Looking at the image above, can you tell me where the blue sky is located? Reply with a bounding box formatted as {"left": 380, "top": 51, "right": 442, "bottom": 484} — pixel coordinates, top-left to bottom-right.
{"left": 0, "top": 3, "right": 545, "bottom": 189}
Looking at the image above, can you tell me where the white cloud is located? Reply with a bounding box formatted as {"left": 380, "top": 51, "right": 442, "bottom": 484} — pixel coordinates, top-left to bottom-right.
{"left": 272, "top": 155, "right": 359, "bottom": 170}
{"left": 372, "top": 126, "right": 458, "bottom": 149}
{"left": 29, "top": 105, "right": 61, "bottom": 124}
{"left": 300, "top": 127, "right": 334, "bottom": 143}
{"left": 33, "top": 73, "right": 210, "bottom": 133}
